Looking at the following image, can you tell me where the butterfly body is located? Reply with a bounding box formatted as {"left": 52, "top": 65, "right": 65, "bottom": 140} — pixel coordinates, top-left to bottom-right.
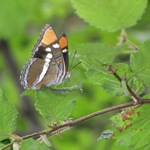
{"left": 20, "top": 24, "right": 70, "bottom": 89}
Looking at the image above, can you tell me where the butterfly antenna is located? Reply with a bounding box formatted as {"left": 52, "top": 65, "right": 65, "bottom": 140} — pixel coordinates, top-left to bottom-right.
{"left": 70, "top": 61, "right": 81, "bottom": 71}
{"left": 69, "top": 50, "right": 77, "bottom": 71}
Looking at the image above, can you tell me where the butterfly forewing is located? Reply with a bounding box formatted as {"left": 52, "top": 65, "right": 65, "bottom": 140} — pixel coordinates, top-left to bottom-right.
{"left": 59, "top": 33, "right": 69, "bottom": 71}
{"left": 31, "top": 24, "right": 57, "bottom": 56}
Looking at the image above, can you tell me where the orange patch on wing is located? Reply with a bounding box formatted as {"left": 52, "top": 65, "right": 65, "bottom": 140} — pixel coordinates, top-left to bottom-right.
{"left": 59, "top": 35, "right": 68, "bottom": 49}
{"left": 42, "top": 28, "right": 57, "bottom": 45}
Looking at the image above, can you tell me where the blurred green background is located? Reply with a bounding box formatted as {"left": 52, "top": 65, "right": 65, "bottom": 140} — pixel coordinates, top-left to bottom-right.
{"left": 0, "top": 0, "right": 150, "bottom": 149}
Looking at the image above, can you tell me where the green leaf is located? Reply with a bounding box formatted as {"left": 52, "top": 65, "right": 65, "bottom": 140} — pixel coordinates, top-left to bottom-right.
{"left": 88, "top": 63, "right": 131, "bottom": 96}
{"left": 111, "top": 105, "right": 150, "bottom": 149}
{"left": 77, "top": 43, "right": 132, "bottom": 96}
{"left": 0, "top": 89, "right": 17, "bottom": 141}
{"left": 20, "top": 139, "right": 49, "bottom": 150}
{"left": 130, "top": 40, "right": 150, "bottom": 89}
{"left": 77, "top": 42, "right": 126, "bottom": 74}
{"left": 77, "top": 42, "right": 145, "bottom": 96}
{"left": 78, "top": 43, "right": 122, "bottom": 96}
{"left": 72, "top": 0, "right": 148, "bottom": 31}
{"left": 78, "top": 43, "right": 122, "bottom": 68}
{"left": 134, "top": 2, "right": 150, "bottom": 30}
{"left": 35, "top": 88, "right": 80, "bottom": 123}
{"left": 21, "top": 90, "right": 37, "bottom": 101}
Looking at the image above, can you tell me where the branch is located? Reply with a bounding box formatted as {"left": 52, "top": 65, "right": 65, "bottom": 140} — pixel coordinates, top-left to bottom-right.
{"left": 2, "top": 99, "right": 150, "bottom": 150}
{"left": 107, "top": 65, "right": 142, "bottom": 103}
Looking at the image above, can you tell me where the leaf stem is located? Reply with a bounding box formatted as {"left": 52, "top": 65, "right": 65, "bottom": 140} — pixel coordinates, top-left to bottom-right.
{"left": 117, "top": 29, "right": 138, "bottom": 51}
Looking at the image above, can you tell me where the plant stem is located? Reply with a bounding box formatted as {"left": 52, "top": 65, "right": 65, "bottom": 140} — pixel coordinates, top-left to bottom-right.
{"left": 107, "top": 65, "right": 142, "bottom": 103}
{"left": 117, "top": 29, "right": 138, "bottom": 51}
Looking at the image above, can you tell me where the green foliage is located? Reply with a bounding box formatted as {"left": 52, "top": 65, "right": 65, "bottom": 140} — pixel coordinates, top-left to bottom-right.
{"left": 88, "top": 63, "right": 130, "bottom": 96}
{"left": 78, "top": 43, "right": 122, "bottom": 67}
{"left": 35, "top": 88, "right": 81, "bottom": 123}
{"left": 77, "top": 43, "right": 128, "bottom": 96}
{"left": 1, "top": 0, "right": 150, "bottom": 149}
{"left": 0, "top": 89, "right": 17, "bottom": 141}
{"left": 130, "top": 40, "right": 150, "bottom": 89}
{"left": 111, "top": 105, "right": 150, "bottom": 149}
{"left": 72, "top": 0, "right": 148, "bottom": 31}
{"left": 134, "top": 2, "right": 150, "bottom": 29}
{"left": 0, "top": 0, "right": 71, "bottom": 39}
{"left": 52, "top": 129, "right": 96, "bottom": 150}
{"left": 20, "top": 139, "right": 49, "bottom": 150}
{"left": 76, "top": 40, "right": 149, "bottom": 97}
{"left": 0, "top": 0, "right": 42, "bottom": 38}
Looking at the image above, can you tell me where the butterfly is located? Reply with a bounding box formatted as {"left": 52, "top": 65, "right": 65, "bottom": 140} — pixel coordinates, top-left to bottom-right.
{"left": 20, "top": 24, "right": 70, "bottom": 89}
